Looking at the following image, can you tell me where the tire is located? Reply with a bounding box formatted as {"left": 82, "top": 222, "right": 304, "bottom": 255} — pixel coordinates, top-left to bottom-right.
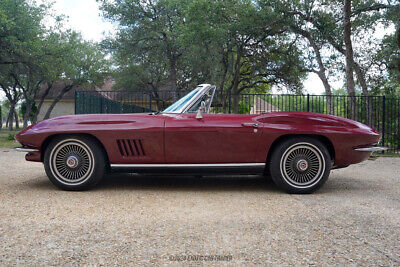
{"left": 44, "top": 135, "right": 106, "bottom": 191}
{"left": 269, "top": 137, "right": 332, "bottom": 194}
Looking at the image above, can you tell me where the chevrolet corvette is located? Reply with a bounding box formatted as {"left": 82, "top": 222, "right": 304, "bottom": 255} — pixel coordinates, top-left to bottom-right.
{"left": 15, "top": 84, "right": 386, "bottom": 193}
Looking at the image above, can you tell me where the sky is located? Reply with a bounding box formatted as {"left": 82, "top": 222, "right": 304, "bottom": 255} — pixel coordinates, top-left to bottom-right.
{"left": 0, "top": 0, "right": 331, "bottom": 101}
{"left": 50, "top": 0, "right": 116, "bottom": 42}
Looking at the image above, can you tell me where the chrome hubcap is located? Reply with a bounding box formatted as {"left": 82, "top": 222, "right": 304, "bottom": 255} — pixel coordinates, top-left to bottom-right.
{"left": 280, "top": 143, "right": 325, "bottom": 188}
{"left": 296, "top": 159, "right": 308, "bottom": 171}
{"left": 66, "top": 155, "right": 79, "bottom": 168}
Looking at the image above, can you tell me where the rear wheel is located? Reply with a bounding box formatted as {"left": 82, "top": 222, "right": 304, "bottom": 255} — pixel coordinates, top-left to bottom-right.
{"left": 44, "top": 135, "right": 105, "bottom": 190}
{"left": 269, "top": 137, "right": 332, "bottom": 194}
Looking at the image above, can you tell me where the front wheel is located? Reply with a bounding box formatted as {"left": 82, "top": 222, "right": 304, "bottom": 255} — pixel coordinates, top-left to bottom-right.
{"left": 269, "top": 137, "right": 332, "bottom": 194}
{"left": 44, "top": 136, "right": 106, "bottom": 190}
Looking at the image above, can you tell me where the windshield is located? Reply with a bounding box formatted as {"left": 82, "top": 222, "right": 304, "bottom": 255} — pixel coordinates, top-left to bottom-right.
{"left": 163, "top": 86, "right": 202, "bottom": 113}
{"left": 187, "top": 87, "right": 215, "bottom": 113}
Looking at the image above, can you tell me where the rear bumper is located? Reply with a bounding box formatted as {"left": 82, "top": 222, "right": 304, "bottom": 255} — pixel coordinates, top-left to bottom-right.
{"left": 354, "top": 146, "right": 388, "bottom": 152}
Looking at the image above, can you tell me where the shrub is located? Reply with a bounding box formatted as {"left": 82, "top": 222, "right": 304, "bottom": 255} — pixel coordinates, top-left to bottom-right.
{"left": 7, "top": 133, "right": 15, "bottom": 141}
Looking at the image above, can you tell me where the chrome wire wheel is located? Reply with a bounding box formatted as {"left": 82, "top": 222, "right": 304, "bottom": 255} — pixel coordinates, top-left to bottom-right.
{"left": 49, "top": 139, "right": 95, "bottom": 185}
{"left": 279, "top": 142, "right": 325, "bottom": 189}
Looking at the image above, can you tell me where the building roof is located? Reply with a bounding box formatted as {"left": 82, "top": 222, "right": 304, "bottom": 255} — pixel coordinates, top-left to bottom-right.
{"left": 35, "top": 79, "right": 115, "bottom": 100}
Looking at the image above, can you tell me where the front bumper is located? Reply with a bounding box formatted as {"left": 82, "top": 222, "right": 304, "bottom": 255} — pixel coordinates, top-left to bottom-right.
{"left": 354, "top": 146, "right": 388, "bottom": 152}
{"left": 14, "top": 147, "right": 39, "bottom": 153}
{"left": 13, "top": 147, "right": 41, "bottom": 162}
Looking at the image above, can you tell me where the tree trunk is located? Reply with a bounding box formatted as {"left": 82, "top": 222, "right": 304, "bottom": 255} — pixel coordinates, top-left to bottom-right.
{"left": 0, "top": 105, "right": 2, "bottom": 130}
{"left": 317, "top": 71, "right": 334, "bottom": 114}
{"left": 297, "top": 27, "right": 334, "bottom": 114}
{"left": 231, "top": 47, "right": 243, "bottom": 114}
{"left": 7, "top": 103, "right": 15, "bottom": 131}
{"left": 232, "top": 91, "right": 239, "bottom": 114}
{"left": 353, "top": 63, "right": 373, "bottom": 125}
{"left": 290, "top": 25, "right": 334, "bottom": 114}
{"left": 33, "top": 83, "right": 52, "bottom": 123}
{"left": 397, "top": 22, "right": 400, "bottom": 84}
{"left": 23, "top": 101, "right": 32, "bottom": 128}
{"left": 343, "top": 0, "right": 357, "bottom": 120}
{"left": 219, "top": 49, "right": 229, "bottom": 113}
{"left": 14, "top": 111, "right": 19, "bottom": 129}
{"left": 169, "top": 57, "right": 178, "bottom": 101}
{"left": 43, "top": 85, "right": 73, "bottom": 120}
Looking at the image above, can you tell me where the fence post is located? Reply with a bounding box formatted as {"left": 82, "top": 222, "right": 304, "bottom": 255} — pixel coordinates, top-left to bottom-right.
{"left": 100, "top": 96, "right": 103, "bottom": 113}
{"left": 228, "top": 90, "right": 231, "bottom": 114}
{"left": 382, "top": 96, "right": 386, "bottom": 153}
{"left": 149, "top": 92, "right": 152, "bottom": 111}
{"left": 74, "top": 91, "right": 77, "bottom": 114}
{"left": 307, "top": 94, "right": 310, "bottom": 112}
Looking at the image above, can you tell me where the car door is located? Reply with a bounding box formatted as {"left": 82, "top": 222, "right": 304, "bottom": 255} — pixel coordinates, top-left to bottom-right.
{"left": 164, "top": 113, "right": 263, "bottom": 163}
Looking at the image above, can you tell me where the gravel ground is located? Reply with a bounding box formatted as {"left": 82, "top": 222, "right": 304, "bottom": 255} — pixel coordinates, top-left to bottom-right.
{"left": 0, "top": 150, "right": 399, "bottom": 266}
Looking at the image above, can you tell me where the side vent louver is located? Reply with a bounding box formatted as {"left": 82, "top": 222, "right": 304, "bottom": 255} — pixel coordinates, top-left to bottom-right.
{"left": 116, "top": 139, "right": 146, "bottom": 157}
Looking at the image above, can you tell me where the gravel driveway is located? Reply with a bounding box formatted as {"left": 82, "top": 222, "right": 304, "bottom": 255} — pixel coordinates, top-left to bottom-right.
{"left": 0, "top": 150, "right": 399, "bottom": 265}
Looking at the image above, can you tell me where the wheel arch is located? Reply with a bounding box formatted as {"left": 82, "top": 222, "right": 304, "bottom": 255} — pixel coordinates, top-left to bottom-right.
{"left": 41, "top": 133, "right": 110, "bottom": 169}
{"left": 265, "top": 134, "right": 335, "bottom": 167}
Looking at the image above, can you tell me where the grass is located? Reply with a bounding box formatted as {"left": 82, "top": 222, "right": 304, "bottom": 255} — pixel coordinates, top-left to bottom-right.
{"left": 372, "top": 151, "right": 400, "bottom": 158}
{"left": 0, "top": 129, "right": 19, "bottom": 149}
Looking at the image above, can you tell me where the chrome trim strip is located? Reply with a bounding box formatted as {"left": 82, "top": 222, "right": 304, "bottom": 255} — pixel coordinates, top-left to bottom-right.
{"left": 14, "top": 147, "right": 39, "bottom": 153}
{"left": 354, "top": 146, "right": 388, "bottom": 152}
{"left": 111, "top": 163, "right": 265, "bottom": 168}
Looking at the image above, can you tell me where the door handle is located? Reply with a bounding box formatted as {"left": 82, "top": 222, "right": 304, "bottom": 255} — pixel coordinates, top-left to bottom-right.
{"left": 242, "top": 123, "right": 258, "bottom": 128}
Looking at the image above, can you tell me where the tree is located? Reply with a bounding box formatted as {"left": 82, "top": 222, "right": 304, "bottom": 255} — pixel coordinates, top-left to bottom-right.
{"left": 0, "top": 79, "right": 20, "bottom": 130}
{"left": 260, "top": 0, "right": 338, "bottom": 114}
{"left": 100, "top": 0, "right": 189, "bottom": 100}
{"left": 42, "top": 33, "right": 109, "bottom": 120}
{"left": 100, "top": 0, "right": 305, "bottom": 113}
{"left": 343, "top": 0, "right": 357, "bottom": 119}
{"left": 375, "top": 2, "right": 400, "bottom": 94}
{"left": 272, "top": 0, "right": 400, "bottom": 122}
{"left": 0, "top": 0, "right": 45, "bottom": 128}
{"left": 0, "top": 0, "right": 110, "bottom": 125}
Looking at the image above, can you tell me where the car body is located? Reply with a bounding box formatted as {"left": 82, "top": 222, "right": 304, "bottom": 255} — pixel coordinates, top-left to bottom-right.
{"left": 15, "top": 84, "right": 385, "bottom": 193}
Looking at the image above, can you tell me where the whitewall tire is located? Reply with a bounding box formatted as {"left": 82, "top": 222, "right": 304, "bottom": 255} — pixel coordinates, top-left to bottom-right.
{"left": 269, "top": 137, "right": 332, "bottom": 194}
{"left": 44, "top": 135, "right": 105, "bottom": 190}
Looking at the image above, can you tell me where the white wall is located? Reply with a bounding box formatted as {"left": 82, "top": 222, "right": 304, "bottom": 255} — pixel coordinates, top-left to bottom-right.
{"left": 35, "top": 100, "right": 75, "bottom": 121}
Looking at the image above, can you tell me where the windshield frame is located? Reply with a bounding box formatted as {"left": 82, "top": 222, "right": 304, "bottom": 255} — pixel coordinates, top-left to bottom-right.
{"left": 162, "top": 84, "right": 215, "bottom": 114}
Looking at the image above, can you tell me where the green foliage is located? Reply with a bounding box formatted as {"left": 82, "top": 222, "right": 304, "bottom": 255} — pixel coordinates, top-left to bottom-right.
{"left": 7, "top": 133, "right": 14, "bottom": 141}
{"left": 0, "top": 130, "right": 18, "bottom": 148}
{"left": 99, "top": 0, "right": 305, "bottom": 106}
{"left": 238, "top": 101, "right": 250, "bottom": 114}
{"left": 0, "top": 0, "right": 110, "bottom": 126}
{"left": 20, "top": 101, "right": 37, "bottom": 120}
{"left": 0, "top": 100, "right": 6, "bottom": 118}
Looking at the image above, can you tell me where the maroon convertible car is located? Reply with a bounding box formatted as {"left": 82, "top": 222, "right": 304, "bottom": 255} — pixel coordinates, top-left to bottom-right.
{"left": 15, "top": 84, "right": 386, "bottom": 193}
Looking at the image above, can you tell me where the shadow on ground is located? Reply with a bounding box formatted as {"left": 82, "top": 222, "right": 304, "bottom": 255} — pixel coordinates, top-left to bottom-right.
{"left": 21, "top": 171, "right": 370, "bottom": 194}
{"left": 96, "top": 173, "right": 278, "bottom": 193}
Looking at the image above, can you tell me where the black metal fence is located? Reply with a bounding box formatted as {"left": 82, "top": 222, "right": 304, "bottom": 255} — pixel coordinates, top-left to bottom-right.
{"left": 75, "top": 90, "right": 400, "bottom": 152}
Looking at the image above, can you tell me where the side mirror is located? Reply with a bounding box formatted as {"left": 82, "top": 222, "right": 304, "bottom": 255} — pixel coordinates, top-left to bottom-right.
{"left": 196, "top": 101, "right": 206, "bottom": 119}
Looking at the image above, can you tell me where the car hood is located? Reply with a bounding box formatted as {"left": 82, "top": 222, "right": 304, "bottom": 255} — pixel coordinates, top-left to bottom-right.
{"left": 15, "top": 113, "right": 155, "bottom": 145}
{"left": 22, "top": 113, "right": 153, "bottom": 132}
